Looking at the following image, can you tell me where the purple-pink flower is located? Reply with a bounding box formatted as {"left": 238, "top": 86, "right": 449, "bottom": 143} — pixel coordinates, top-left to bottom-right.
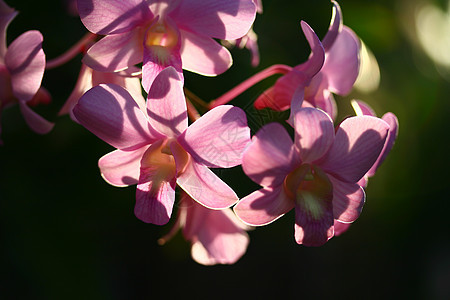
{"left": 160, "top": 192, "right": 250, "bottom": 265}
{"left": 0, "top": 0, "right": 53, "bottom": 142}
{"left": 254, "top": 1, "right": 360, "bottom": 120}
{"left": 73, "top": 66, "right": 250, "bottom": 225}
{"left": 234, "top": 102, "right": 390, "bottom": 246}
{"left": 77, "top": 0, "right": 257, "bottom": 92}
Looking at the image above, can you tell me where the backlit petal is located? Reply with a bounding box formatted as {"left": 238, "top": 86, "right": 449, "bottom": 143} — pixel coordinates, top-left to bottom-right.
{"left": 18, "top": 102, "right": 54, "bottom": 134}
{"left": 234, "top": 187, "right": 294, "bottom": 226}
{"left": 5, "top": 31, "right": 45, "bottom": 102}
{"left": 177, "top": 161, "right": 238, "bottom": 209}
{"left": 293, "top": 107, "right": 335, "bottom": 163}
{"left": 99, "top": 147, "right": 149, "bottom": 187}
{"left": 180, "top": 30, "right": 232, "bottom": 76}
{"left": 83, "top": 30, "right": 143, "bottom": 73}
{"left": 329, "top": 175, "right": 365, "bottom": 223}
{"left": 320, "top": 116, "right": 389, "bottom": 183}
{"left": 178, "top": 105, "right": 250, "bottom": 168}
{"left": 146, "top": 67, "right": 187, "bottom": 138}
{"left": 77, "top": 0, "right": 151, "bottom": 35}
{"left": 171, "top": 0, "right": 256, "bottom": 39}
{"left": 242, "top": 122, "right": 299, "bottom": 187}
{"left": 73, "top": 84, "right": 161, "bottom": 150}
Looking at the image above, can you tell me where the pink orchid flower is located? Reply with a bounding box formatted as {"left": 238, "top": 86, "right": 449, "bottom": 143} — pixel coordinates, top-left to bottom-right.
{"left": 0, "top": 0, "right": 53, "bottom": 142}
{"left": 77, "top": 0, "right": 257, "bottom": 92}
{"left": 59, "top": 63, "right": 144, "bottom": 121}
{"left": 254, "top": 1, "right": 360, "bottom": 120}
{"left": 333, "top": 100, "right": 399, "bottom": 237}
{"left": 160, "top": 192, "right": 250, "bottom": 265}
{"left": 73, "top": 66, "right": 250, "bottom": 225}
{"left": 234, "top": 101, "right": 390, "bottom": 246}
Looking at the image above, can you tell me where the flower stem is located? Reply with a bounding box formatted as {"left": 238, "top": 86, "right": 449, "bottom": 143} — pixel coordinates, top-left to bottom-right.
{"left": 208, "top": 64, "right": 292, "bottom": 109}
{"left": 46, "top": 33, "right": 97, "bottom": 70}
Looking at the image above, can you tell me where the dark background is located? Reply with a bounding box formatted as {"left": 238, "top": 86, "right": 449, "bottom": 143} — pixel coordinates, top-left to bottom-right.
{"left": 1, "top": 0, "right": 449, "bottom": 299}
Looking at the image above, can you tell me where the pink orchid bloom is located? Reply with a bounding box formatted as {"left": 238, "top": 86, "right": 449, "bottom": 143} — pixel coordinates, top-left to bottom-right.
{"left": 73, "top": 67, "right": 250, "bottom": 225}
{"left": 160, "top": 192, "right": 250, "bottom": 265}
{"left": 59, "top": 63, "right": 144, "bottom": 121}
{"left": 234, "top": 103, "right": 390, "bottom": 246}
{"left": 0, "top": 0, "right": 53, "bottom": 142}
{"left": 77, "top": 0, "right": 257, "bottom": 92}
{"left": 333, "top": 100, "right": 399, "bottom": 237}
{"left": 254, "top": 1, "right": 360, "bottom": 120}
{"left": 229, "top": 0, "right": 262, "bottom": 67}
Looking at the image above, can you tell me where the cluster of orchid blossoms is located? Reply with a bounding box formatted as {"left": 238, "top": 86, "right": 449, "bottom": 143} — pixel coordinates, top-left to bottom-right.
{"left": 1, "top": 0, "right": 399, "bottom": 265}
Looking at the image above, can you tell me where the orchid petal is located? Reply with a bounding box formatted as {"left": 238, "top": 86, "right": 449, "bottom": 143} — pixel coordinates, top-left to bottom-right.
{"left": 0, "top": 1, "right": 17, "bottom": 60}
{"left": 142, "top": 21, "right": 183, "bottom": 93}
{"left": 320, "top": 116, "right": 389, "bottom": 183}
{"left": 271, "top": 69, "right": 309, "bottom": 112}
{"left": 177, "top": 161, "right": 238, "bottom": 209}
{"left": 170, "top": 0, "right": 257, "bottom": 40}
{"left": 180, "top": 29, "right": 232, "bottom": 76}
{"left": 73, "top": 84, "right": 160, "bottom": 150}
{"left": 334, "top": 220, "right": 351, "bottom": 236}
{"left": 135, "top": 167, "right": 176, "bottom": 225}
{"left": 83, "top": 30, "right": 143, "bottom": 73}
{"left": 5, "top": 30, "right": 45, "bottom": 102}
{"left": 242, "top": 122, "right": 299, "bottom": 187}
{"left": 351, "top": 99, "right": 376, "bottom": 117}
{"left": 329, "top": 175, "right": 365, "bottom": 223}
{"left": 98, "top": 147, "right": 149, "bottom": 187}
{"left": 178, "top": 105, "right": 250, "bottom": 168}
{"left": 367, "top": 112, "right": 399, "bottom": 177}
{"left": 234, "top": 186, "right": 294, "bottom": 226}
{"left": 293, "top": 107, "right": 335, "bottom": 163}
{"left": 182, "top": 197, "right": 249, "bottom": 265}
{"left": 77, "top": 0, "right": 151, "bottom": 35}
{"left": 146, "top": 67, "right": 187, "bottom": 138}
{"left": 294, "top": 200, "right": 334, "bottom": 247}
{"left": 18, "top": 101, "right": 54, "bottom": 134}
{"left": 321, "top": 1, "right": 343, "bottom": 51}
{"left": 296, "top": 21, "right": 325, "bottom": 79}
{"left": 322, "top": 26, "right": 361, "bottom": 95}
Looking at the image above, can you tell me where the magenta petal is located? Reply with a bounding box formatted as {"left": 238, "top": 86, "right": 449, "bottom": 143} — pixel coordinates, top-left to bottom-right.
{"left": 59, "top": 64, "right": 93, "bottom": 116}
{"left": 146, "top": 67, "right": 187, "bottom": 138}
{"left": 242, "top": 122, "right": 299, "bottom": 187}
{"left": 177, "top": 161, "right": 238, "bottom": 209}
{"left": 254, "top": 87, "right": 289, "bottom": 111}
{"left": 321, "top": 1, "right": 343, "bottom": 51}
{"left": 98, "top": 147, "right": 149, "bottom": 187}
{"left": 234, "top": 187, "right": 294, "bottom": 226}
{"left": 78, "top": 0, "right": 151, "bottom": 35}
{"left": 83, "top": 30, "right": 143, "bottom": 73}
{"left": 18, "top": 102, "right": 54, "bottom": 134}
{"left": 293, "top": 107, "right": 335, "bottom": 163}
{"left": 351, "top": 100, "right": 376, "bottom": 117}
{"left": 180, "top": 30, "right": 232, "bottom": 76}
{"left": 296, "top": 21, "right": 325, "bottom": 79}
{"left": 367, "top": 112, "right": 399, "bottom": 177}
{"left": 294, "top": 203, "right": 334, "bottom": 247}
{"left": 142, "top": 44, "right": 183, "bottom": 93}
{"left": 178, "top": 105, "right": 250, "bottom": 168}
{"left": 272, "top": 69, "right": 309, "bottom": 112}
{"left": 5, "top": 30, "right": 45, "bottom": 102}
{"left": 322, "top": 26, "right": 361, "bottom": 95}
{"left": 0, "top": 1, "right": 17, "bottom": 60}
{"left": 171, "top": 0, "right": 256, "bottom": 40}
{"left": 73, "top": 84, "right": 160, "bottom": 150}
{"left": 329, "top": 175, "right": 365, "bottom": 223}
{"left": 135, "top": 168, "right": 176, "bottom": 225}
{"left": 320, "top": 116, "right": 390, "bottom": 183}
{"left": 182, "top": 198, "right": 249, "bottom": 265}
{"left": 334, "top": 220, "right": 351, "bottom": 236}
